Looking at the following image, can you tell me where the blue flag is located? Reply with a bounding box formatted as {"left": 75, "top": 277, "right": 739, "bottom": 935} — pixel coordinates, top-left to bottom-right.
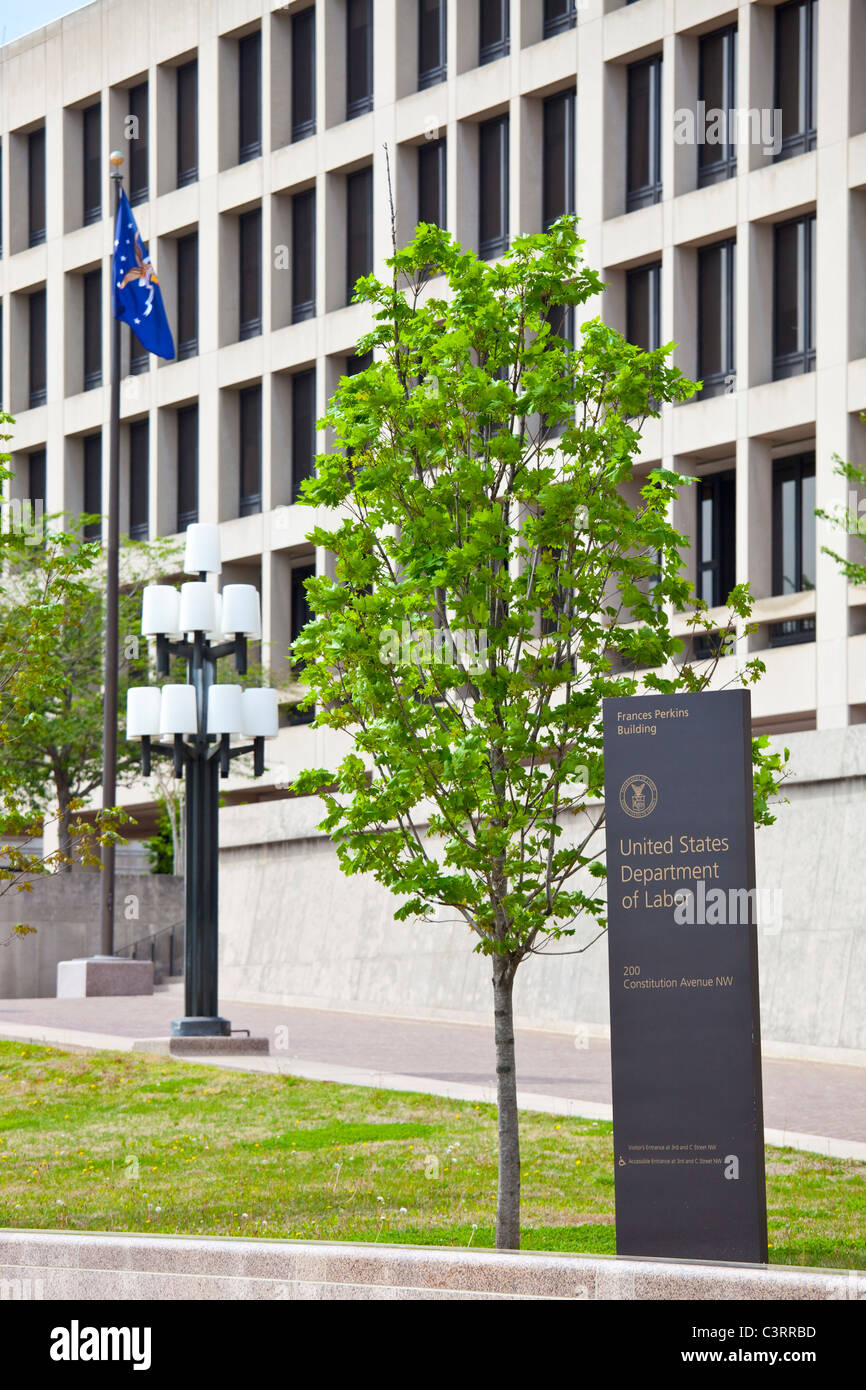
{"left": 112, "top": 190, "right": 175, "bottom": 360}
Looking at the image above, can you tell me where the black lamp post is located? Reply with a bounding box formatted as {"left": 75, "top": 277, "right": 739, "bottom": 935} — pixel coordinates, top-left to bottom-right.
{"left": 127, "top": 524, "right": 278, "bottom": 1038}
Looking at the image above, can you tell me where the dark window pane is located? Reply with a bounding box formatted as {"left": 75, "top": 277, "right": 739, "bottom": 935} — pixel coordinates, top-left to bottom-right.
{"left": 706, "top": 250, "right": 722, "bottom": 372}
{"left": 83, "top": 269, "right": 102, "bottom": 391}
{"left": 239, "top": 31, "right": 262, "bottom": 162}
{"left": 129, "top": 419, "right": 149, "bottom": 539}
{"left": 698, "top": 239, "right": 736, "bottom": 397}
{"left": 177, "top": 60, "right": 198, "bottom": 187}
{"left": 418, "top": 138, "right": 446, "bottom": 228}
{"left": 626, "top": 261, "right": 661, "bottom": 352}
{"left": 703, "top": 30, "right": 726, "bottom": 109}
{"left": 128, "top": 83, "right": 148, "bottom": 204}
{"left": 239, "top": 208, "right": 262, "bottom": 339}
{"left": 627, "top": 56, "right": 662, "bottom": 211}
{"left": 291, "top": 562, "right": 315, "bottom": 644}
{"left": 809, "top": 205, "right": 816, "bottom": 353}
{"left": 773, "top": 215, "right": 815, "bottom": 378}
{"left": 801, "top": 468, "right": 816, "bottom": 590}
{"left": 696, "top": 470, "right": 736, "bottom": 607}
{"left": 288, "top": 560, "right": 316, "bottom": 704}
{"left": 479, "top": 0, "right": 509, "bottom": 64}
{"left": 177, "top": 405, "right": 198, "bottom": 530}
{"left": 347, "top": 0, "right": 374, "bottom": 119}
{"left": 239, "top": 385, "right": 262, "bottom": 515}
{"left": 775, "top": 0, "right": 817, "bottom": 161}
{"left": 479, "top": 115, "right": 509, "bottom": 260}
{"left": 292, "top": 188, "right": 316, "bottom": 322}
{"left": 776, "top": 3, "right": 802, "bottom": 143}
{"left": 83, "top": 434, "right": 102, "bottom": 540}
{"left": 698, "top": 26, "right": 737, "bottom": 185}
{"left": 83, "top": 104, "right": 101, "bottom": 224}
{"left": 177, "top": 233, "right": 198, "bottom": 359}
{"left": 699, "top": 250, "right": 723, "bottom": 378}
{"left": 29, "top": 289, "right": 46, "bottom": 408}
{"left": 346, "top": 167, "right": 373, "bottom": 302}
{"left": 291, "top": 369, "right": 316, "bottom": 502}
{"left": 774, "top": 221, "right": 800, "bottom": 359}
{"left": 543, "top": 89, "right": 575, "bottom": 229}
{"left": 772, "top": 453, "right": 816, "bottom": 603}
{"left": 544, "top": 0, "right": 577, "bottom": 39}
{"left": 419, "top": 0, "right": 447, "bottom": 89}
{"left": 28, "top": 450, "right": 46, "bottom": 509}
{"left": 627, "top": 64, "right": 649, "bottom": 192}
{"left": 808, "top": 0, "right": 818, "bottom": 137}
{"left": 344, "top": 352, "right": 371, "bottom": 468}
{"left": 29, "top": 129, "right": 46, "bottom": 246}
{"left": 780, "top": 474, "right": 796, "bottom": 592}
{"left": 540, "top": 303, "right": 575, "bottom": 441}
{"left": 292, "top": 7, "right": 316, "bottom": 141}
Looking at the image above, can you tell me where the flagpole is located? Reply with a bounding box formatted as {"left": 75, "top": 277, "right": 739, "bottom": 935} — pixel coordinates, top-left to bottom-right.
{"left": 100, "top": 150, "right": 124, "bottom": 958}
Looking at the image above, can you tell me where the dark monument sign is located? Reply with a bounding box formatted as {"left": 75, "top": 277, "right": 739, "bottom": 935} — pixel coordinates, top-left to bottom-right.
{"left": 602, "top": 690, "right": 768, "bottom": 1262}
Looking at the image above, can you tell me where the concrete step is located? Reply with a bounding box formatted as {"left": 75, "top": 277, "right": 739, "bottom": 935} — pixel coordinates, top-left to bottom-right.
{"left": 153, "top": 978, "right": 184, "bottom": 994}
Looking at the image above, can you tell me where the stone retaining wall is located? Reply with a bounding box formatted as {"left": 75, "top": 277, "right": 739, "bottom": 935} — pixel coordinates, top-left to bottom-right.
{"left": 217, "top": 727, "right": 866, "bottom": 1057}
{"left": 0, "top": 875, "right": 184, "bottom": 998}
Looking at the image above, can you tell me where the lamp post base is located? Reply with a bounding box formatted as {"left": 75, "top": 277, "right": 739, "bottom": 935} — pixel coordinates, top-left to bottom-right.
{"left": 171, "top": 1016, "right": 232, "bottom": 1038}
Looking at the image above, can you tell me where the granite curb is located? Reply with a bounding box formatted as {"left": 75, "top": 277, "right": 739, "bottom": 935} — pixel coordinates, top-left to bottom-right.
{"left": 0, "top": 1231, "right": 862, "bottom": 1302}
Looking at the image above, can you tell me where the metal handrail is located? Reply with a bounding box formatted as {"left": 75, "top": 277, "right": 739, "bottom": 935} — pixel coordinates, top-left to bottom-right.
{"left": 115, "top": 920, "right": 184, "bottom": 977}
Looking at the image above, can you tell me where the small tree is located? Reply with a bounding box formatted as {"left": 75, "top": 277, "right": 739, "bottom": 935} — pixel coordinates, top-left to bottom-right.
{"left": 0, "top": 523, "right": 180, "bottom": 866}
{"left": 292, "top": 221, "right": 783, "bottom": 1248}
{"left": 0, "top": 412, "right": 126, "bottom": 932}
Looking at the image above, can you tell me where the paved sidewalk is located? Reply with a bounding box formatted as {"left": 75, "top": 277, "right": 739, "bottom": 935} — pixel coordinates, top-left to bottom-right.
{"left": 0, "top": 990, "right": 864, "bottom": 1158}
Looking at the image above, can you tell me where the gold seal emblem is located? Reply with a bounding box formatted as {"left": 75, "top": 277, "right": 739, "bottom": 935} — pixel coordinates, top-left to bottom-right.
{"left": 619, "top": 774, "right": 658, "bottom": 819}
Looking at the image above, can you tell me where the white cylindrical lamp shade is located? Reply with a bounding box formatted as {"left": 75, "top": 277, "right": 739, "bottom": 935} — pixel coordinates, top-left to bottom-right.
{"left": 160, "top": 685, "right": 199, "bottom": 736}
{"left": 141, "top": 585, "right": 180, "bottom": 636}
{"left": 206, "top": 684, "right": 244, "bottom": 735}
{"left": 241, "top": 688, "right": 279, "bottom": 738}
{"left": 184, "top": 523, "right": 222, "bottom": 576}
{"left": 221, "top": 584, "right": 261, "bottom": 637}
{"left": 178, "top": 582, "right": 217, "bottom": 634}
{"left": 126, "top": 687, "right": 163, "bottom": 737}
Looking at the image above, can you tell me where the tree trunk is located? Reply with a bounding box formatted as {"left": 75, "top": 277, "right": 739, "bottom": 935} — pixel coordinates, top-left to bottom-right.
{"left": 54, "top": 773, "right": 73, "bottom": 873}
{"left": 493, "top": 953, "right": 520, "bottom": 1249}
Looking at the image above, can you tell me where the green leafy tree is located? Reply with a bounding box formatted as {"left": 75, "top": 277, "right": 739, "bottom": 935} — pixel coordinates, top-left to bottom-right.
{"left": 292, "top": 220, "right": 785, "bottom": 1249}
{"left": 147, "top": 800, "right": 177, "bottom": 875}
{"left": 0, "top": 473, "right": 180, "bottom": 868}
{"left": 0, "top": 412, "right": 127, "bottom": 933}
{"left": 815, "top": 452, "right": 866, "bottom": 583}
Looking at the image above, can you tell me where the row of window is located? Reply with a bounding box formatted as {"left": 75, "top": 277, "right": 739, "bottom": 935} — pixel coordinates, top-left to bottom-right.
{"left": 1, "top": 63, "right": 195, "bottom": 253}
{"left": 19, "top": 369, "right": 319, "bottom": 539}
{"left": 19, "top": 429, "right": 818, "bottom": 654}
{"left": 627, "top": 0, "right": 817, "bottom": 212}
{"left": 626, "top": 213, "right": 816, "bottom": 391}
{"left": 1, "top": 208, "right": 814, "bottom": 418}
{"left": 697, "top": 452, "right": 816, "bottom": 649}
{"left": 0, "top": 0, "right": 820, "bottom": 261}
{"left": 0, "top": 83, "right": 559, "bottom": 406}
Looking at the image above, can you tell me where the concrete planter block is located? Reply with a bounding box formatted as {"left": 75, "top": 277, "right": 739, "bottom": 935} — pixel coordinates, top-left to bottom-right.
{"left": 56, "top": 956, "right": 154, "bottom": 998}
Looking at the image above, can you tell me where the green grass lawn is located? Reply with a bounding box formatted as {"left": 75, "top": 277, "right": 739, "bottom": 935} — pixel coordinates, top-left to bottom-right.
{"left": 1, "top": 1041, "right": 863, "bottom": 1268}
